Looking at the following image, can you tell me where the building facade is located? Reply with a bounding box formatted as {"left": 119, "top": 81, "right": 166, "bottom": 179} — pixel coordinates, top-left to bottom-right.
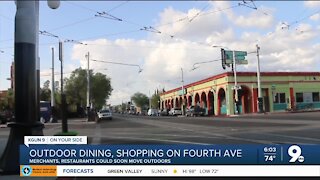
{"left": 160, "top": 72, "right": 320, "bottom": 115}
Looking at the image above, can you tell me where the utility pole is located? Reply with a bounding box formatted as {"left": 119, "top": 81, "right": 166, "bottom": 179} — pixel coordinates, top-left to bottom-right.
{"left": 256, "top": 44, "right": 264, "bottom": 113}
{"left": 149, "top": 90, "right": 151, "bottom": 109}
{"left": 51, "top": 47, "right": 55, "bottom": 122}
{"left": 181, "top": 68, "right": 185, "bottom": 115}
{"left": 233, "top": 51, "right": 239, "bottom": 114}
{"left": 59, "top": 41, "right": 68, "bottom": 132}
{"left": 86, "top": 52, "right": 90, "bottom": 121}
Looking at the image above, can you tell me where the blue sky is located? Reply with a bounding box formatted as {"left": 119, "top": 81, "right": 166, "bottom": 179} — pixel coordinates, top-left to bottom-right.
{"left": 1, "top": 1, "right": 320, "bottom": 105}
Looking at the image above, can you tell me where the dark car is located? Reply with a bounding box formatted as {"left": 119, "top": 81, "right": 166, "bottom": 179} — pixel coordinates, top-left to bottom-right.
{"left": 186, "top": 106, "right": 206, "bottom": 117}
{"left": 0, "top": 110, "right": 14, "bottom": 124}
{"left": 160, "top": 109, "right": 169, "bottom": 116}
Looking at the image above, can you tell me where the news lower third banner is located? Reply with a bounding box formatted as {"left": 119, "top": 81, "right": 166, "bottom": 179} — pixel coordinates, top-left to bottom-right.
{"left": 19, "top": 136, "right": 320, "bottom": 177}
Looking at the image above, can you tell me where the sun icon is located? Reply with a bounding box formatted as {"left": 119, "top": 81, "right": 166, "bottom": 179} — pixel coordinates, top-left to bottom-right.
{"left": 173, "top": 169, "right": 178, "bottom": 174}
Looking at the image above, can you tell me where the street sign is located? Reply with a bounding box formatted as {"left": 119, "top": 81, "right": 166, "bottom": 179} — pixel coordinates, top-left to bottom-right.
{"left": 235, "top": 51, "right": 247, "bottom": 60}
{"left": 223, "top": 50, "right": 248, "bottom": 65}
{"left": 235, "top": 59, "right": 248, "bottom": 64}
{"left": 178, "top": 89, "right": 187, "bottom": 96}
{"left": 231, "top": 85, "right": 242, "bottom": 90}
{"left": 225, "top": 50, "right": 233, "bottom": 61}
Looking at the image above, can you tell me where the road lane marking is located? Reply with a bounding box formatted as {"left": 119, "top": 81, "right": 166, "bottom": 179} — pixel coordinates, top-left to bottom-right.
{"left": 259, "top": 133, "right": 320, "bottom": 142}
{"left": 114, "top": 115, "right": 320, "bottom": 144}
{"left": 119, "top": 117, "right": 277, "bottom": 144}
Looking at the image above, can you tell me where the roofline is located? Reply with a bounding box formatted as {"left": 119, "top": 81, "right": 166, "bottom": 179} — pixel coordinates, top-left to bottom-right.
{"left": 160, "top": 71, "right": 320, "bottom": 95}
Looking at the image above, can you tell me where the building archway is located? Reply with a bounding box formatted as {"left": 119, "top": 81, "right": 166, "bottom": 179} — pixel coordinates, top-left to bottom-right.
{"left": 218, "top": 88, "right": 226, "bottom": 115}
{"left": 175, "top": 98, "right": 179, "bottom": 108}
{"left": 201, "top": 92, "right": 207, "bottom": 110}
{"left": 170, "top": 99, "right": 174, "bottom": 109}
{"left": 187, "top": 96, "right": 192, "bottom": 107}
{"left": 208, "top": 91, "right": 215, "bottom": 115}
{"left": 236, "top": 85, "right": 252, "bottom": 114}
{"left": 195, "top": 93, "right": 200, "bottom": 106}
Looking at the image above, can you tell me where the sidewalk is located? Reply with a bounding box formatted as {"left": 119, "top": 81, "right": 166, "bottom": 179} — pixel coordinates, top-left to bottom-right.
{"left": 0, "top": 118, "right": 95, "bottom": 179}
{"left": 226, "top": 109, "right": 320, "bottom": 118}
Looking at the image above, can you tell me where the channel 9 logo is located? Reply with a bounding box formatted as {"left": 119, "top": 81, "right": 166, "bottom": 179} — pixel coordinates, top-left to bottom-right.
{"left": 288, "top": 145, "right": 304, "bottom": 163}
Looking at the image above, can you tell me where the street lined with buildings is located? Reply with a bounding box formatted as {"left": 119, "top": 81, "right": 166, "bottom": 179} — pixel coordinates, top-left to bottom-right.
{"left": 1, "top": 111, "right": 319, "bottom": 147}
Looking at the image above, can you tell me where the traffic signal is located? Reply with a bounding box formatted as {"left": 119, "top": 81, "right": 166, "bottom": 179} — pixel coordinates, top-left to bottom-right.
{"left": 221, "top": 48, "right": 226, "bottom": 70}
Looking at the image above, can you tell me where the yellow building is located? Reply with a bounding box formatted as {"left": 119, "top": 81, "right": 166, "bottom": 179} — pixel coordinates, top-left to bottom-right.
{"left": 160, "top": 72, "right": 320, "bottom": 115}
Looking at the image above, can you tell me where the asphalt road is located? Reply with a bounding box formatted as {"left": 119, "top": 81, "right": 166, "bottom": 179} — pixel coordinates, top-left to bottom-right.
{"left": 0, "top": 112, "right": 319, "bottom": 146}
{"left": 86, "top": 112, "right": 320, "bottom": 145}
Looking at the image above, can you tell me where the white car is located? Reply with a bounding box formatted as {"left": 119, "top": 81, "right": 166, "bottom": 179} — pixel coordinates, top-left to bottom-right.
{"left": 98, "top": 109, "right": 112, "bottom": 120}
{"left": 169, "top": 108, "right": 182, "bottom": 116}
{"left": 147, "top": 109, "right": 158, "bottom": 116}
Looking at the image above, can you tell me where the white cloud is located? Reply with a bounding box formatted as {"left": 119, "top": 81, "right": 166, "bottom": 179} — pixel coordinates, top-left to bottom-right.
{"left": 304, "top": 1, "right": 320, "bottom": 8}
{"left": 310, "top": 13, "right": 320, "bottom": 21}
{"left": 222, "top": 4, "right": 275, "bottom": 29}
{"left": 70, "top": 3, "right": 320, "bottom": 105}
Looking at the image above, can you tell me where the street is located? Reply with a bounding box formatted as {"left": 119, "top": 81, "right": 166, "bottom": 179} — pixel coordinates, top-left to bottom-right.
{"left": 2, "top": 112, "right": 319, "bottom": 146}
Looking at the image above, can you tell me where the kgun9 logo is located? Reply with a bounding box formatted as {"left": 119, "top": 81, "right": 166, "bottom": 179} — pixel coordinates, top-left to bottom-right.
{"left": 288, "top": 145, "right": 304, "bottom": 163}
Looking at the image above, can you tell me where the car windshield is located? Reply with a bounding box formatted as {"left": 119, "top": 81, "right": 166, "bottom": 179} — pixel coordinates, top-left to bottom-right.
{"left": 100, "top": 110, "right": 110, "bottom": 113}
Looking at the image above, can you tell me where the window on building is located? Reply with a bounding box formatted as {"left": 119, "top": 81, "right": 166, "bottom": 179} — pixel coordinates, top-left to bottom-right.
{"left": 313, "top": 92, "right": 320, "bottom": 102}
{"left": 296, "top": 93, "right": 303, "bottom": 103}
{"left": 274, "top": 93, "right": 286, "bottom": 103}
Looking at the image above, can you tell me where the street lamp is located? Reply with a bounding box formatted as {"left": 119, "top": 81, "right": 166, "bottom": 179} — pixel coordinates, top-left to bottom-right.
{"left": 180, "top": 68, "right": 185, "bottom": 115}
{"left": 0, "top": 0, "right": 60, "bottom": 174}
{"left": 85, "top": 52, "right": 90, "bottom": 122}
{"left": 191, "top": 59, "right": 221, "bottom": 71}
{"left": 256, "top": 44, "right": 264, "bottom": 113}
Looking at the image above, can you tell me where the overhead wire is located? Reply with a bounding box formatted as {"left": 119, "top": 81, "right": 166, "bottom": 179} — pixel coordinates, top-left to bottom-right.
{"left": 47, "top": 1, "right": 130, "bottom": 32}
{"left": 91, "top": 59, "right": 142, "bottom": 73}
{"left": 40, "top": 68, "right": 108, "bottom": 77}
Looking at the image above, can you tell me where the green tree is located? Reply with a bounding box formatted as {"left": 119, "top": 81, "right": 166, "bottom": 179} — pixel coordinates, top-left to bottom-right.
{"left": 40, "top": 80, "right": 51, "bottom": 101}
{"left": 0, "top": 89, "right": 14, "bottom": 110}
{"left": 131, "top": 92, "right": 149, "bottom": 109}
{"left": 151, "top": 93, "right": 160, "bottom": 109}
{"left": 91, "top": 72, "right": 112, "bottom": 109}
{"left": 64, "top": 68, "right": 113, "bottom": 110}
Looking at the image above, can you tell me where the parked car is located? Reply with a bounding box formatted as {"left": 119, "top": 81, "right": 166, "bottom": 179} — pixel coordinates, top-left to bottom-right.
{"left": 97, "top": 109, "right": 112, "bottom": 120}
{"left": 148, "top": 109, "right": 158, "bottom": 116}
{"left": 169, "top": 108, "right": 182, "bottom": 116}
{"left": 186, "top": 106, "right": 206, "bottom": 117}
{"left": 160, "top": 109, "right": 169, "bottom": 116}
{"left": 0, "top": 110, "right": 14, "bottom": 124}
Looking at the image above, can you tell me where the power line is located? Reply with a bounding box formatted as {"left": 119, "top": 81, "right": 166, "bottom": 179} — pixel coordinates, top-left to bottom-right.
{"left": 48, "top": 17, "right": 96, "bottom": 32}
{"left": 188, "top": 3, "right": 211, "bottom": 22}
{"left": 91, "top": 59, "right": 142, "bottom": 73}
{"left": 76, "top": 29, "right": 141, "bottom": 41}
{"left": 65, "top": 1, "right": 99, "bottom": 13}
{"left": 41, "top": 68, "right": 108, "bottom": 77}
{"left": 48, "top": 1, "right": 130, "bottom": 32}
{"left": 106, "top": 1, "right": 129, "bottom": 13}
{"left": 288, "top": 9, "right": 320, "bottom": 28}
{"left": 95, "top": 11, "right": 122, "bottom": 21}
